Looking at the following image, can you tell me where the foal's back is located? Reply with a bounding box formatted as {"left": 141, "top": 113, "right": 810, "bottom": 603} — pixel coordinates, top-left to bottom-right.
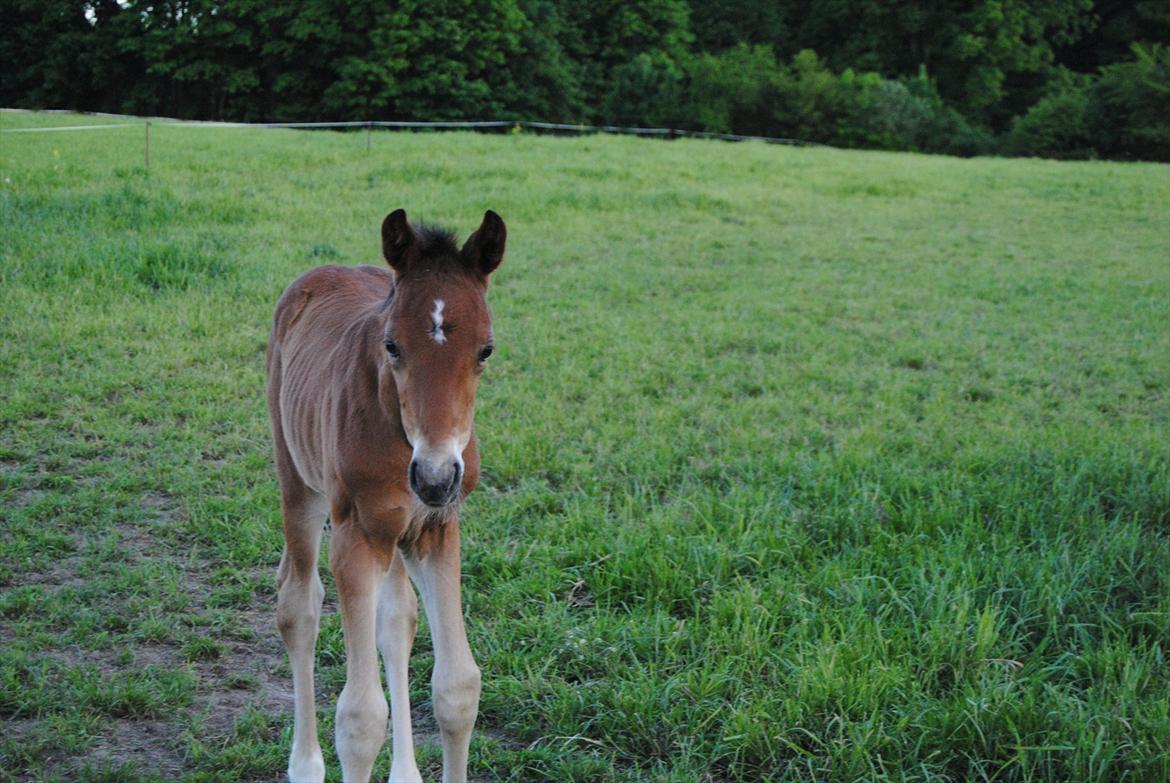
{"left": 269, "top": 263, "right": 390, "bottom": 366}
{"left": 266, "top": 264, "right": 399, "bottom": 498}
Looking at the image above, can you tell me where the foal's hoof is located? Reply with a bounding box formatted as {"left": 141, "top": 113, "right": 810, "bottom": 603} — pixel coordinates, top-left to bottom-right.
{"left": 386, "top": 763, "right": 423, "bottom": 781}
{"left": 287, "top": 749, "right": 326, "bottom": 783}
{"left": 387, "top": 760, "right": 424, "bottom": 783}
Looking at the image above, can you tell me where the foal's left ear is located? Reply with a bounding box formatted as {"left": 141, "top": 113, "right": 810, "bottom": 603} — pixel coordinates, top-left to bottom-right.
{"left": 461, "top": 210, "right": 506, "bottom": 277}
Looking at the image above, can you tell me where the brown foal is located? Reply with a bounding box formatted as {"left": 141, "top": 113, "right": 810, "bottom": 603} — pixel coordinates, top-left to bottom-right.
{"left": 267, "top": 209, "right": 505, "bottom": 782}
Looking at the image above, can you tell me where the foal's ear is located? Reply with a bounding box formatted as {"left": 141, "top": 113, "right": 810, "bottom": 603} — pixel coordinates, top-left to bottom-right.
{"left": 461, "top": 210, "right": 507, "bottom": 277}
{"left": 381, "top": 209, "right": 416, "bottom": 273}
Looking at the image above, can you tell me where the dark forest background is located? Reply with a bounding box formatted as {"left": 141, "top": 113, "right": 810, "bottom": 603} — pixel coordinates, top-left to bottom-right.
{"left": 2, "top": 1, "right": 1168, "bottom": 160}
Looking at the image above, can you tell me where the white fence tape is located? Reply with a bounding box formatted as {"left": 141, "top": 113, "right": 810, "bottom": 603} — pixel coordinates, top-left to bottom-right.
{"left": 2, "top": 123, "right": 141, "bottom": 132}
{"left": 0, "top": 110, "right": 813, "bottom": 146}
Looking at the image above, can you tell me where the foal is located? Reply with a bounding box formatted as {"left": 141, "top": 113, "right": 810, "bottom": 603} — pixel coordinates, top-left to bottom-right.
{"left": 267, "top": 209, "right": 505, "bottom": 783}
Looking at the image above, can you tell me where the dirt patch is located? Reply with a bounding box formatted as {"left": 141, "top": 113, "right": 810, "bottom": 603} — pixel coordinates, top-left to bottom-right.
{"left": 140, "top": 491, "right": 179, "bottom": 520}
{"left": 12, "top": 487, "right": 45, "bottom": 507}
{"left": 83, "top": 718, "right": 187, "bottom": 778}
{"left": 410, "top": 705, "right": 443, "bottom": 751}
{"left": 195, "top": 605, "right": 293, "bottom": 740}
{"left": 19, "top": 550, "right": 87, "bottom": 590}
{"left": 39, "top": 642, "right": 183, "bottom": 673}
{"left": 152, "top": 545, "right": 291, "bottom": 745}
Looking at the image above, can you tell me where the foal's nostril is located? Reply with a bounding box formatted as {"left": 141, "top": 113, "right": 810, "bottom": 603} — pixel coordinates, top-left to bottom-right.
{"left": 408, "top": 460, "right": 421, "bottom": 495}
{"left": 409, "top": 457, "right": 460, "bottom": 507}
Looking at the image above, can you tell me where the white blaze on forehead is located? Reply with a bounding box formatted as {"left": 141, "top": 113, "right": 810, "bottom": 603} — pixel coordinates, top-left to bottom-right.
{"left": 430, "top": 299, "right": 446, "bottom": 344}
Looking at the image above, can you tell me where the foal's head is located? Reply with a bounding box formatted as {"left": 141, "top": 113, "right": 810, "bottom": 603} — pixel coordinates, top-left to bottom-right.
{"left": 378, "top": 209, "right": 505, "bottom": 509}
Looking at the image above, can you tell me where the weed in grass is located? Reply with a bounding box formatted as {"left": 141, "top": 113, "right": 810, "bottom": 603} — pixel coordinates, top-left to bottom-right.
{"left": 182, "top": 636, "right": 226, "bottom": 663}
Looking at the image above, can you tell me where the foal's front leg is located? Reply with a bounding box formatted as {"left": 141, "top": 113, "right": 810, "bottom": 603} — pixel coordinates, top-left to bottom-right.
{"left": 330, "top": 520, "right": 392, "bottom": 782}
{"left": 405, "top": 521, "right": 481, "bottom": 783}
{"left": 377, "top": 549, "right": 422, "bottom": 783}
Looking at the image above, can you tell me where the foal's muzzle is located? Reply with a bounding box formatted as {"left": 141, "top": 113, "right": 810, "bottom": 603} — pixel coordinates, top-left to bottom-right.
{"left": 409, "top": 457, "right": 462, "bottom": 507}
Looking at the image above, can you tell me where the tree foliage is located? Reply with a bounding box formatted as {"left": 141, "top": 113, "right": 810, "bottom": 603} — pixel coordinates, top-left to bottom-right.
{"left": 0, "top": 0, "right": 1165, "bottom": 159}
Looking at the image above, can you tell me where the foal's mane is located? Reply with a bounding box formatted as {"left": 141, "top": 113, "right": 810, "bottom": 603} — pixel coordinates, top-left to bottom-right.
{"left": 408, "top": 224, "right": 463, "bottom": 272}
{"left": 416, "top": 223, "right": 459, "bottom": 255}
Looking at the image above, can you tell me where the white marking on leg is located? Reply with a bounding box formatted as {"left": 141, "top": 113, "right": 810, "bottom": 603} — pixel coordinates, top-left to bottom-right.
{"left": 431, "top": 299, "right": 446, "bottom": 344}
{"left": 332, "top": 530, "right": 389, "bottom": 783}
{"left": 378, "top": 552, "right": 423, "bottom": 783}
{"left": 277, "top": 496, "right": 328, "bottom": 783}
{"left": 404, "top": 527, "right": 480, "bottom": 783}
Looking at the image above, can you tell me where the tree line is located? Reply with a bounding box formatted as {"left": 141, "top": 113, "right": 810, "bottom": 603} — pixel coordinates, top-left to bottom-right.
{"left": 2, "top": 0, "right": 1168, "bottom": 160}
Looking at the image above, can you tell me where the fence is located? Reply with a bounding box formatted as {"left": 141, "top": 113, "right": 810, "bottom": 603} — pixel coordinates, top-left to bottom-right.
{"left": 1, "top": 111, "right": 817, "bottom": 169}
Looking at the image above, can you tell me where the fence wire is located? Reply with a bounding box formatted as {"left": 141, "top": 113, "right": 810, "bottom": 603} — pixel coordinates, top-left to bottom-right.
{"left": 1, "top": 111, "right": 814, "bottom": 146}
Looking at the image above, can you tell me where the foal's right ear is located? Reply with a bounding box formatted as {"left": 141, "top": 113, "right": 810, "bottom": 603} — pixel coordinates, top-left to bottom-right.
{"left": 381, "top": 209, "right": 416, "bottom": 273}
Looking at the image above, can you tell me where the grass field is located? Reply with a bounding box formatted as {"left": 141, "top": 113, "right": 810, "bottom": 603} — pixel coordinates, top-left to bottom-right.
{"left": 1, "top": 109, "right": 1167, "bottom": 783}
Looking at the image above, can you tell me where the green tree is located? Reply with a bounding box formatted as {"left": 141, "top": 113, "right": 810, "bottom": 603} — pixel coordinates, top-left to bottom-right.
{"left": 603, "top": 50, "right": 683, "bottom": 126}
{"left": 256, "top": 1, "right": 349, "bottom": 121}
{"left": 500, "top": 0, "right": 588, "bottom": 121}
{"left": 769, "top": 49, "right": 878, "bottom": 145}
{"left": 789, "top": 0, "right": 1098, "bottom": 128}
{"left": 685, "top": 0, "right": 791, "bottom": 54}
{"left": 1, "top": 0, "right": 103, "bottom": 111}
{"left": 1, "top": 0, "right": 1166, "bottom": 159}
{"left": 110, "top": 0, "right": 266, "bottom": 119}
{"left": 1005, "top": 79, "right": 1094, "bottom": 158}
{"left": 1057, "top": 1, "right": 1170, "bottom": 72}
{"left": 366, "top": 0, "right": 526, "bottom": 119}
{"left": 566, "top": 0, "right": 692, "bottom": 119}
{"left": 1087, "top": 43, "right": 1170, "bottom": 160}
{"left": 679, "top": 44, "right": 783, "bottom": 135}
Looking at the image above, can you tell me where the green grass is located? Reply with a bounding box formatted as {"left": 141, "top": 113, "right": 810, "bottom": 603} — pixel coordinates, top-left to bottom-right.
{"left": 1, "top": 108, "right": 1167, "bottom": 782}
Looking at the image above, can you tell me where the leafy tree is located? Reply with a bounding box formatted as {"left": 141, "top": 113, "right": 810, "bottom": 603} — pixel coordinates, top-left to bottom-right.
{"left": 769, "top": 50, "right": 882, "bottom": 145}
{"left": 685, "top": 0, "right": 791, "bottom": 54}
{"left": 368, "top": 0, "right": 526, "bottom": 119}
{"left": 787, "top": 0, "right": 1098, "bottom": 128}
{"left": 0, "top": 0, "right": 100, "bottom": 111}
{"left": 257, "top": 2, "right": 349, "bottom": 121}
{"left": 1005, "top": 82, "right": 1094, "bottom": 158}
{"left": 602, "top": 50, "right": 683, "bottom": 126}
{"left": 679, "top": 44, "right": 784, "bottom": 135}
{"left": 860, "top": 70, "right": 993, "bottom": 155}
{"left": 121, "top": 0, "right": 264, "bottom": 119}
{"left": 564, "top": 0, "right": 691, "bottom": 117}
{"left": 500, "top": 0, "right": 588, "bottom": 121}
{"left": 1087, "top": 43, "right": 1170, "bottom": 160}
{"left": 1057, "top": 1, "right": 1170, "bottom": 72}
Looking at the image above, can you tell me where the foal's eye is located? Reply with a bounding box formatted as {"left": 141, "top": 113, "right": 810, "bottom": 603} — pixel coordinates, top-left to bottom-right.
{"left": 478, "top": 345, "right": 494, "bottom": 363}
{"left": 384, "top": 340, "right": 401, "bottom": 360}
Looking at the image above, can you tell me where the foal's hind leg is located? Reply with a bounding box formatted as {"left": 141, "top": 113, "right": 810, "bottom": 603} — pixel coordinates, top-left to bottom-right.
{"left": 276, "top": 489, "right": 328, "bottom": 783}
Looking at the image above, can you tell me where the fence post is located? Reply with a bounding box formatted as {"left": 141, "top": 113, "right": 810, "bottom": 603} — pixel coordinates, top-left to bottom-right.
{"left": 367, "top": 121, "right": 372, "bottom": 153}
{"left": 144, "top": 121, "right": 151, "bottom": 170}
